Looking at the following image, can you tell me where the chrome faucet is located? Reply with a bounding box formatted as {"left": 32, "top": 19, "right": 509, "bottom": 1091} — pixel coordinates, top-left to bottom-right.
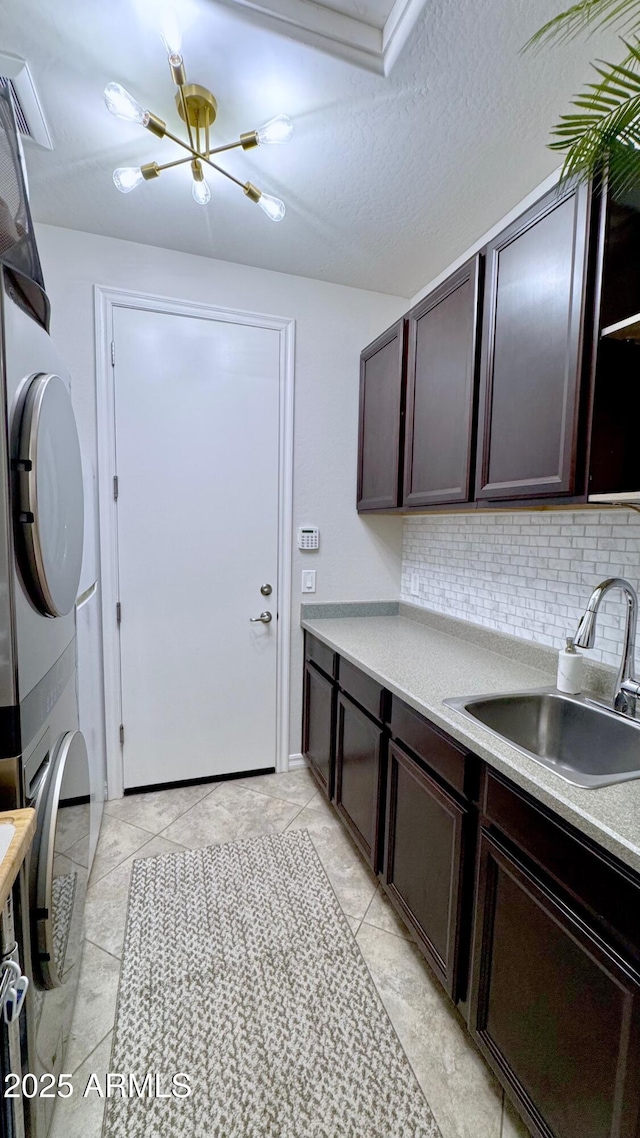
{"left": 575, "top": 577, "right": 640, "bottom": 718}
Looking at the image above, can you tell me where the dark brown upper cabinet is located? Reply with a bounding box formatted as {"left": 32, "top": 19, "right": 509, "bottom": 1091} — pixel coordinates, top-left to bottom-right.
{"left": 584, "top": 185, "right": 640, "bottom": 501}
{"left": 403, "top": 258, "right": 481, "bottom": 508}
{"left": 475, "top": 182, "right": 593, "bottom": 503}
{"left": 357, "top": 319, "right": 406, "bottom": 511}
{"left": 356, "top": 179, "right": 640, "bottom": 513}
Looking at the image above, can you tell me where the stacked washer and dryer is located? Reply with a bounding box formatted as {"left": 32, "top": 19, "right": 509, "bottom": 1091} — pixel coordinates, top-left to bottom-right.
{"left": 0, "top": 85, "right": 98, "bottom": 1137}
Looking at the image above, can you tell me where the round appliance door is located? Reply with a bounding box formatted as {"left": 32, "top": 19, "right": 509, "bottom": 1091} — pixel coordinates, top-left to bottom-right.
{"left": 32, "top": 731, "right": 89, "bottom": 990}
{"left": 15, "top": 373, "right": 84, "bottom": 617}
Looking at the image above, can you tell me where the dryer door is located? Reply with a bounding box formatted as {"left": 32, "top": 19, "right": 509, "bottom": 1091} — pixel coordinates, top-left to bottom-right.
{"left": 15, "top": 373, "right": 84, "bottom": 617}
{"left": 32, "top": 731, "right": 89, "bottom": 990}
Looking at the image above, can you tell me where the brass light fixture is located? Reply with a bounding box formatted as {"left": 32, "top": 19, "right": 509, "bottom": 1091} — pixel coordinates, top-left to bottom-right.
{"left": 104, "top": 18, "right": 292, "bottom": 220}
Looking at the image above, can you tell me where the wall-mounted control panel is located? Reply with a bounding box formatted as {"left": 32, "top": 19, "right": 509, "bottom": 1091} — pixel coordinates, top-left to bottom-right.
{"left": 298, "top": 526, "right": 319, "bottom": 550}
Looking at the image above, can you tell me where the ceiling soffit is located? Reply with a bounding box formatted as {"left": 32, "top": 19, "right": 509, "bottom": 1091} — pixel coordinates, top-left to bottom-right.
{"left": 212, "top": 0, "right": 429, "bottom": 74}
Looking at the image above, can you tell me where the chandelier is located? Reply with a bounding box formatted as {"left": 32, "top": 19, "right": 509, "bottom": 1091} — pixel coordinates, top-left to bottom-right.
{"left": 104, "top": 19, "right": 292, "bottom": 220}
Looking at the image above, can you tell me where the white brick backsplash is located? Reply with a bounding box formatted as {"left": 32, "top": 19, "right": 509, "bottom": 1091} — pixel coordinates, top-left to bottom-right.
{"left": 401, "top": 509, "right": 640, "bottom": 666}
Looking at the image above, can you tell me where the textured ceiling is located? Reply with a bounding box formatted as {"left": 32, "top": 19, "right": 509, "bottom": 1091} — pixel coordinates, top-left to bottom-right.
{"left": 0, "top": 0, "right": 622, "bottom": 295}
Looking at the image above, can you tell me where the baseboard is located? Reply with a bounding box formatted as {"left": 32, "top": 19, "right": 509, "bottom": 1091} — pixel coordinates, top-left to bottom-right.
{"left": 122, "top": 768, "right": 275, "bottom": 795}
{"left": 288, "top": 753, "right": 307, "bottom": 770}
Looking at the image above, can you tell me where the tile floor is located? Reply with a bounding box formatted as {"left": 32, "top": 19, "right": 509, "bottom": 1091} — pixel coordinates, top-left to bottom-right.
{"left": 49, "top": 768, "right": 531, "bottom": 1138}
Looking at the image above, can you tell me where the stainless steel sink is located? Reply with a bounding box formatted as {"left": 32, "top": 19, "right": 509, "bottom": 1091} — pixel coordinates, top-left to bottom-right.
{"left": 443, "top": 687, "right": 640, "bottom": 788}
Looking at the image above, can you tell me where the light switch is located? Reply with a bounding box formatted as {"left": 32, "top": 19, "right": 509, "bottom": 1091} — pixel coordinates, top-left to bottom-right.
{"left": 302, "top": 570, "right": 316, "bottom": 593}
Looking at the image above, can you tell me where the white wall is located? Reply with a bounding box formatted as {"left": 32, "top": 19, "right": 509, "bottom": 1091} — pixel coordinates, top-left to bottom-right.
{"left": 35, "top": 223, "right": 406, "bottom": 764}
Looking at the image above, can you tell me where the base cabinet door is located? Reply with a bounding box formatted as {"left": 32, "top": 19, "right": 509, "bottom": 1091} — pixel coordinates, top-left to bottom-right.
{"left": 334, "top": 692, "right": 384, "bottom": 869}
{"left": 302, "top": 661, "right": 335, "bottom": 799}
{"left": 470, "top": 828, "right": 640, "bottom": 1138}
{"left": 383, "top": 741, "right": 468, "bottom": 998}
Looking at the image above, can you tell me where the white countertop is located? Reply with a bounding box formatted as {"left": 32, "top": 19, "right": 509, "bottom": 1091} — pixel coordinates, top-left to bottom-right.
{"left": 302, "top": 610, "right": 640, "bottom": 875}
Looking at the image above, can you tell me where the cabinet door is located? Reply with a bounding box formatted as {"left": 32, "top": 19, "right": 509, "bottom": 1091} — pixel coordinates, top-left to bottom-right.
{"left": 357, "top": 319, "right": 406, "bottom": 511}
{"left": 334, "top": 692, "right": 384, "bottom": 869}
{"left": 403, "top": 258, "right": 481, "bottom": 507}
{"left": 302, "top": 661, "right": 335, "bottom": 799}
{"left": 305, "top": 631, "right": 337, "bottom": 681}
{"left": 383, "top": 741, "right": 469, "bottom": 998}
{"left": 470, "top": 828, "right": 640, "bottom": 1138}
{"left": 476, "top": 183, "right": 591, "bottom": 502}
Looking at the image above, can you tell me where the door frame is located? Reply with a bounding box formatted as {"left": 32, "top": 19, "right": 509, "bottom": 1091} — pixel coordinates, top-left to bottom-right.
{"left": 94, "top": 286, "right": 295, "bottom": 799}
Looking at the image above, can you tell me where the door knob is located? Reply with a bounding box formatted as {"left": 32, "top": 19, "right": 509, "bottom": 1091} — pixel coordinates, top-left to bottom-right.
{"left": 250, "top": 611, "right": 272, "bottom": 623}
{"left": 260, "top": 583, "right": 272, "bottom": 596}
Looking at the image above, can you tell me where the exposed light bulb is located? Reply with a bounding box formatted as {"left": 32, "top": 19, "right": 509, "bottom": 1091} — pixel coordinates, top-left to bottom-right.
{"left": 113, "top": 167, "right": 144, "bottom": 193}
{"left": 257, "top": 192, "right": 285, "bottom": 222}
{"left": 256, "top": 115, "right": 293, "bottom": 145}
{"left": 192, "top": 178, "right": 211, "bottom": 205}
{"left": 104, "top": 83, "right": 149, "bottom": 126}
{"left": 160, "top": 8, "right": 183, "bottom": 57}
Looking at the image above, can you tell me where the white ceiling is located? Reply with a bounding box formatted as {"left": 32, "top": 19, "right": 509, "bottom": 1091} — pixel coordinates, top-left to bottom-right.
{"left": 0, "top": 0, "right": 622, "bottom": 296}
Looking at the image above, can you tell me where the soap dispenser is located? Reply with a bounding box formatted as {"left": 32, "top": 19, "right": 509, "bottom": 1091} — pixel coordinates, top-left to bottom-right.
{"left": 557, "top": 637, "right": 584, "bottom": 695}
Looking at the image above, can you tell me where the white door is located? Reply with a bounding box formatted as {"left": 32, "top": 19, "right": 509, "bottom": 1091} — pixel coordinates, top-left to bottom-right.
{"left": 112, "top": 306, "right": 281, "bottom": 790}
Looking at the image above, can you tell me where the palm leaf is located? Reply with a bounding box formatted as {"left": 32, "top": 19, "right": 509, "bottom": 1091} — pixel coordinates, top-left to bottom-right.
{"left": 525, "top": 0, "right": 640, "bottom": 51}
{"left": 547, "top": 40, "right": 640, "bottom": 196}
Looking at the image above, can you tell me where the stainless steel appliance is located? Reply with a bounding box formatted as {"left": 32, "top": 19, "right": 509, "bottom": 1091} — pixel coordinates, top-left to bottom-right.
{"left": 22, "top": 678, "right": 88, "bottom": 1138}
{"left": 0, "top": 85, "right": 91, "bottom": 1137}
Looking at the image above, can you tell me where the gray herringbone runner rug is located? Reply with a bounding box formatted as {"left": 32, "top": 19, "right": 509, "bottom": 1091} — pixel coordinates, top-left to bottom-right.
{"left": 103, "top": 829, "right": 442, "bottom": 1138}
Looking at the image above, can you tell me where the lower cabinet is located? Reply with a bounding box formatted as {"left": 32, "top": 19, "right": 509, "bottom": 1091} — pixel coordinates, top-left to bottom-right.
{"left": 383, "top": 741, "right": 469, "bottom": 998}
{"left": 334, "top": 692, "right": 385, "bottom": 870}
{"left": 470, "top": 827, "right": 640, "bottom": 1138}
{"left": 302, "top": 660, "right": 335, "bottom": 798}
{"left": 302, "top": 635, "right": 640, "bottom": 1138}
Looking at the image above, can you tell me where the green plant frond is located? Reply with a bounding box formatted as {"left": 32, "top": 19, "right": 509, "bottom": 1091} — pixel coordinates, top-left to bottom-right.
{"left": 606, "top": 136, "right": 640, "bottom": 194}
{"left": 593, "top": 54, "right": 640, "bottom": 81}
{"left": 592, "top": 66, "right": 640, "bottom": 89}
{"left": 590, "top": 66, "right": 640, "bottom": 90}
{"left": 574, "top": 94, "right": 627, "bottom": 107}
{"left": 559, "top": 136, "right": 640, "bottom": 198}
{"left": 552, "top": 95, "right": 640, "bottom": 141}
{"left": 524, "top": 0, "right": 640, "bottom": 51}
{"left": 548, "top": 43, "right": 640, "bottom": 195}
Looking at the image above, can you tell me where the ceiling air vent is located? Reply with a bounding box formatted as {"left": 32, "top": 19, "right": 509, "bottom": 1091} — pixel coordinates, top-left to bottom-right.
{"left": 0, "top": 77, "right": 31, "bottom": 139}
{"left": 0, "top": 53, "right": 52, "bottom": 150}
